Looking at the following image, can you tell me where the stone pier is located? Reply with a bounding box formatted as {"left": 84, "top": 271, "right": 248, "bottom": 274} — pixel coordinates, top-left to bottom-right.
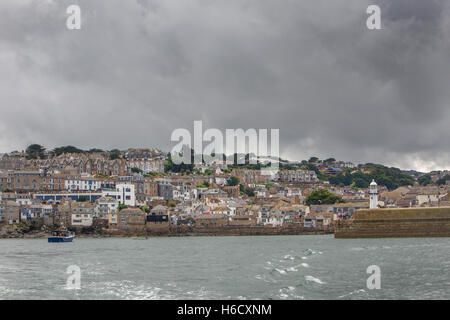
{"left": 335, "top": 207, "right": 450, "bottom": 238}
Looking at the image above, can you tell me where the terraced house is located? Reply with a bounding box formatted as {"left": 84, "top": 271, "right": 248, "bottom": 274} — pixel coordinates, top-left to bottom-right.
{"left": 71, "top": 202, "right": 95, "bottom": 227}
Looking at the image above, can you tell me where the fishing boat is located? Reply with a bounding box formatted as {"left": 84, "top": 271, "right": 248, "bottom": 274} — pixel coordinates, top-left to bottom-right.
{"left": 48, "top": 228, "right": 75, "bottom": 243}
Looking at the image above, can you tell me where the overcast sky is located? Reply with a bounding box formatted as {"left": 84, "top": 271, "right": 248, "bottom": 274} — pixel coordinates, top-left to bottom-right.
{"left": 0, "top": 0, "right": 449, "bottom": 172}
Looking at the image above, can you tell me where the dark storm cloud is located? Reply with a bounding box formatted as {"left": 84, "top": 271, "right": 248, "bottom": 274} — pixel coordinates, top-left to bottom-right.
{"left": 0, "top": 0, "right": 449, "bottom": 171}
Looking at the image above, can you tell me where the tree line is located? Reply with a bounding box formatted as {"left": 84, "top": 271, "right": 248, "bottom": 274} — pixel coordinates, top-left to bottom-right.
{"left": 24, "top": 144, "right": 120, "bottom": 160}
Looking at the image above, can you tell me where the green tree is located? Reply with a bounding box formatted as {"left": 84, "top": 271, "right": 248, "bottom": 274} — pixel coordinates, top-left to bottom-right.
{"left": 305, "top": 189, "right": 344, "bottom": 206}
{"left": 226, "top": 176, "right": 240, "bottom": 186}
{"left": 167, "top": 200, "right": 177, "bottom": 207}
{"left": 110, "top": 149, "right": 121, "bottom": 160}
{"left": 25, "top": 144, "right": 45, "bottom": 159}
{"left": 328, "top": 164, "right": 414, "bottom": 191}
{"left": 418, "top": 174, "right": 432, "bottom": 186}
{"left": 239, "top": 184, "right": 255, "bottom": 197}
{"left": 197, "top": 181, "right": 210, "bottom": 188}
{"left": 53, "top": 146, "right": 84, "bottom": 156}
{"left": 131, "top": 167, "right": 143, "bottom": 174}
{"left": 437, "top": 175, "right": 450, "bottom": 185}
{"left": 164, "top": 150, "right": 194, "bottom": 174}
{"left": 353, "top": 177, "right": 368, "bottom": 188}
{"left": 244, "top": 187, "right": 255, "bottom": 197}
{"left": 88, "top": 148, "right": 104, "bottom": 153}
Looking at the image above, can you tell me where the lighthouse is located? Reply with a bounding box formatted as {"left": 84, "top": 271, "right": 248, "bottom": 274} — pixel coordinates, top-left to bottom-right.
{"left": 369, "top": 179, "right": 378, "bottom": 209}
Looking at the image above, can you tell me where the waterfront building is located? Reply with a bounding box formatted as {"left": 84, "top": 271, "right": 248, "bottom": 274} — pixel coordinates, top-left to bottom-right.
{"left": 3, "top": 201, "right": 20, "bottom": 224}
{"left": 195, "top": 213, "right": 228, "bottom": 228}
{"left": 228, "top": 214, "right": 257, "bottom": 226}
{"left": 118, "top": 208, "right": 146, "bottom": 232}
{"left": 146, "top": 205, "right": 169, "bottom": 229}
{"left": 95, "top": 196, "right": 119, "bottom": 219}
{"left": 71, "top": 202, "right": 94, "bottom": 227}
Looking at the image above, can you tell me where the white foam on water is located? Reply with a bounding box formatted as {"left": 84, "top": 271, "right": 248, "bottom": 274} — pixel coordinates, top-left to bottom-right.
{"left": 300, "top": 263, "right": 309, "bottom": 268}
{"left": 275, "top": 268, "right": 287, "bottom": 275}
{"left": 100, "top": 281, "right": 163, "bottom": 299}
{"left": 305, "top": 275, "right": 326, "bottom": 284}
{"left": 338, "top": 289, "right": 367, "bottom": 299}
{"left": 287, "top": 267, "right": 298, "bottom": 272}
{"left": 278, "top": 287, "right": 304, "bottom": 300}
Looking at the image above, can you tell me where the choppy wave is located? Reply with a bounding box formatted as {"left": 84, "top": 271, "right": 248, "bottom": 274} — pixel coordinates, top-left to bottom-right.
{"left": 300, "top": 263, "right": 309, "bottom": 268}
{"left": 278, "top": 286, "right": 304, "bottom": 300}
{"left": 1, "top": 237, "right": 449, "bottom": 300}
{"left": 275, "top": 268, "right": 287, "bottom": 275}
{"left": 338, "top": 289, "right": 368, "bottom": 299}
{"left": 305, "top": 275, "right": 326, "bottom": 284}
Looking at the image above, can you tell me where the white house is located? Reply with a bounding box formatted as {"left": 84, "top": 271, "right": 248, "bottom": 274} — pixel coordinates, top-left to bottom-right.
{"left": 65, "top": 177, "right": 101, "bottom": 191}
{"left": 303, "top": 217, "right": 316, "bottom": 228}
{"left": 95, "top": 196, "right": 119, "bottom": 218}
{"left": 102, "top": 184, "right": 136, "bottom": 206}
{"left": 265, "top": 215, "right": 283, "bottom": 227}
{"left": 71, "top": 212, "right": 93, "bottom": 227}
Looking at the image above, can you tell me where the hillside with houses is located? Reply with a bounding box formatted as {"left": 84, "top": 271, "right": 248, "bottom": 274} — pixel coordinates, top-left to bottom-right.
{"left": 0, "top": 146, "right": 449, "bottom": 237}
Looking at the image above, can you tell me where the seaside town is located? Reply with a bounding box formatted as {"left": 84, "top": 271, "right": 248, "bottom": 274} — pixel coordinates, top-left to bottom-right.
{"left": 0, "top": 145, "right": 449, "bottom": 238}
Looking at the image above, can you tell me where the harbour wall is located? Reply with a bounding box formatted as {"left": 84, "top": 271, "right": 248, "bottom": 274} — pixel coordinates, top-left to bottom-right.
{"left": 105, "top": 225, "right": 333, "bottom": 237}
{"left": 334, "top": 207, "right": 450, "bottom": 238}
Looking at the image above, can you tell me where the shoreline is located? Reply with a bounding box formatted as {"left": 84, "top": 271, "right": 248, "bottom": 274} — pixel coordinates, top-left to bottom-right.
{"left": 0, "top": 227, "right": 334, "bottom": 239}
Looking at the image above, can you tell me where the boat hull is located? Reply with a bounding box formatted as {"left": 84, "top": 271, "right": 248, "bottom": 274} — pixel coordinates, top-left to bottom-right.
{"left": 48, "top": 236, "right": 74, "bottom": 243}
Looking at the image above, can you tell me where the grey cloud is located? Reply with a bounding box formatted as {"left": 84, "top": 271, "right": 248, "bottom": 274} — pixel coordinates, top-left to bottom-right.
{"left": 0, "top": 0, "right": 449, "bottom": 171}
